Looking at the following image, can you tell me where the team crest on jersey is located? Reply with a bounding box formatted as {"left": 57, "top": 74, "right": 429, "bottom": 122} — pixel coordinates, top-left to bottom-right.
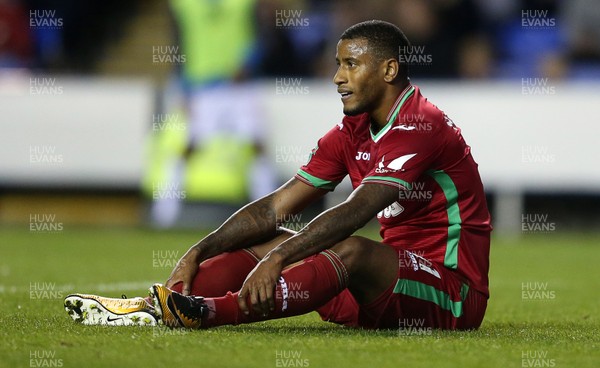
{"left": 374, "top": 153, "right": 417, "bottom": 174}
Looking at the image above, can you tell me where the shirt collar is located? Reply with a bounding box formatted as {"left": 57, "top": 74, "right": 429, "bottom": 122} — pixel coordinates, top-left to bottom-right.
{"left": 370, "top": 84, "right": 416, "bottom": 142}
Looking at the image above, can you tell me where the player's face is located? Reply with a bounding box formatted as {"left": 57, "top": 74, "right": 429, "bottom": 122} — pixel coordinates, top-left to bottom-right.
{"left": 334, "top": 38, "right": 386, "bottom": 116}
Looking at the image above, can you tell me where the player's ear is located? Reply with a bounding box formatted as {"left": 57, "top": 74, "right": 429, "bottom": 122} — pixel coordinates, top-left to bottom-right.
{"left": 383, "top": 58, "right": 399, "bottom": 83}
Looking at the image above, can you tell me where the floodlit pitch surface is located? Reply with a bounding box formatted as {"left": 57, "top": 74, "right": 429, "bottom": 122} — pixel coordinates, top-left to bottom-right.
{"left": 1, "top": 226, "right": 598, "bottom": 368}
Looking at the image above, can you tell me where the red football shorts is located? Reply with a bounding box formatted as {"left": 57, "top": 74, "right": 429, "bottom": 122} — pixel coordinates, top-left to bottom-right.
{"left": 317, "top": 248, "right": 487, "bottom": 330}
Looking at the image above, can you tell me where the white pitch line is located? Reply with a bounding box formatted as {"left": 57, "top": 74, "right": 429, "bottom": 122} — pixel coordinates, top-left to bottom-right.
{"left": 0, "top": 281, "right": 157, "bottom": 294}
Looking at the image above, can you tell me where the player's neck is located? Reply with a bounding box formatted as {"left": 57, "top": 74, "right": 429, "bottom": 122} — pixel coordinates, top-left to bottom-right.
{"left": 369, "top": 81, "right": 410, "bottom": 131}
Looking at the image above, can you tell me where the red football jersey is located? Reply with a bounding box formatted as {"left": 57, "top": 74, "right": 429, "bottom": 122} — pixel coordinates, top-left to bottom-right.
{"left": 295, "top": 84, "right": 492, "bottom": 296}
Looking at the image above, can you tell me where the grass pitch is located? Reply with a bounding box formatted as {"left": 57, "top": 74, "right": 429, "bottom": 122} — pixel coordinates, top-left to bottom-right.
{"left": 0, "top": 226, "right": 598, "bottom": 368}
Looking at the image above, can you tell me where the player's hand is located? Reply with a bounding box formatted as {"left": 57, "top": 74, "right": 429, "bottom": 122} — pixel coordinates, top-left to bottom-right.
{"left": 165, "top": 248, "right": 201, "bottom": 296}
{"left": 238, "top": 254, "right": 283, "bottom": 317}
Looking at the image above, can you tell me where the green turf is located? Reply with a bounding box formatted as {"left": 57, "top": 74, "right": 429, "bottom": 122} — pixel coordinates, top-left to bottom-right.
{"left": 0, "top": 226, "right": 598, "bottom": 368}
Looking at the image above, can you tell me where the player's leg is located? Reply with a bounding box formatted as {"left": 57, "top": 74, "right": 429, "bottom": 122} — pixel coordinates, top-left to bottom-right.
{"left": 178, "top": 226, "right": 362, "bottom": 326}
{"left": 315, "top": 288, "right": 359, "bottom": 327}
{"left": 217, "top": 238, "right": 488, "bottom": 330}
{"left": 313, "top": 236, "right": 398, "bottom": 327}
{"left": 196, "top": 238, "right": 486, "bottom": 330}
{"left": 151, "top": 235, "right": 400, "bottom": 328}
{"left": 311, "top": 236, "right": 398, "bottom": 327}
{"left": 176, "top": 228, "right": 362, "bottom": 327}
{"left": 356, "top": 249, "right": 488, "bottom": 330}
{"left": 169, "top": 232, "right": 293, "bottom": 297}
{"left": 329, "top": 236, "right": 399, "bottom": 305}
{"left": 64, "top": 233, "right": 294, "bottom": 326}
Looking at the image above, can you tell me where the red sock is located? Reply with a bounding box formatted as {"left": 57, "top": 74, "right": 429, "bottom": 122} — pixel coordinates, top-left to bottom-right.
{"left": 202, "top": 249, "right": 348, "bottom": 328}
{"left": 171, "top": 249, "right": 260, "bottom": 297}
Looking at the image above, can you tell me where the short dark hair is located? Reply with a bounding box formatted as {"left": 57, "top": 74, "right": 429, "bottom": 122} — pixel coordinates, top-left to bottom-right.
{"left": 340, "top": 20, "right": 411, "bottom": 79}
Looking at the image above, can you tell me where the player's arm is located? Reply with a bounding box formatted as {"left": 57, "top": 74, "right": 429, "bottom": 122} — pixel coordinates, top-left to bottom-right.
{"left": 195, "top": 178, "right": 326, "bottom": 261}
{"left": 237, "top": 182, "right": 399, "bottom": 314}
{"left": 270, "top": 182, "right": 398, "bottom": 265}
{"left": 165, "top": 178, "right": 327, "bottom": 293}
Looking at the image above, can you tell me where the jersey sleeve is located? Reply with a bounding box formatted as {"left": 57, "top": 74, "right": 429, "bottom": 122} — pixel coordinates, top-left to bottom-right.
{"left": 362, "top": 122, "right": 443, "bottom": 191}
{"left": 295, "top": 124, "right": 347, "bottom": 191}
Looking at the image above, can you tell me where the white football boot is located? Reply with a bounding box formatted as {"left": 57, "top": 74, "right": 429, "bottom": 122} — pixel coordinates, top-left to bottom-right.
{"left": 64, "top": 293, "right": 158, "bottom": 326}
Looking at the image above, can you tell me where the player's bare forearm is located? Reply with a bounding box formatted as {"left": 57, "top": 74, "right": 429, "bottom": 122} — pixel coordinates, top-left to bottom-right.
{"left": 166, "top": 196, "right": 278, "bottom": 292}
{"left": 190, "top": 197, "right": 278, "bottom": 262}
{"left": 186, "top": 179, "right": 327, "bottom": 263}
{"left": 172, "top": 198, "right": 275, "bottom": 275}
{"left": 268, "top": 183, "right": 399, "bottom": 266}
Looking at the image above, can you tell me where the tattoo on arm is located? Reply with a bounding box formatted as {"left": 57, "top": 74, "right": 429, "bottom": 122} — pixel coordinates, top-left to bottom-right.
{"left": 189, "top": 178, "right": 322, "bottom": 262}
{"left": 272, "top": 183, "right": 399, "bottom": 265}
{"left": 193, "top": 196, "right": 278, "bottom": 260}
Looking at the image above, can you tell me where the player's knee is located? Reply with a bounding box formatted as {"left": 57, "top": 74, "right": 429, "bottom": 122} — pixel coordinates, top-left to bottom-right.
{"left": 330, "top": 236, "right": 371, "bottom": 272}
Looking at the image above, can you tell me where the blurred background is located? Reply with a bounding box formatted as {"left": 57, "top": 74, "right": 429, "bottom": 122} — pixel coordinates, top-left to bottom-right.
{"left": 1, "top": 0, "right": 600, "bottom": 236}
